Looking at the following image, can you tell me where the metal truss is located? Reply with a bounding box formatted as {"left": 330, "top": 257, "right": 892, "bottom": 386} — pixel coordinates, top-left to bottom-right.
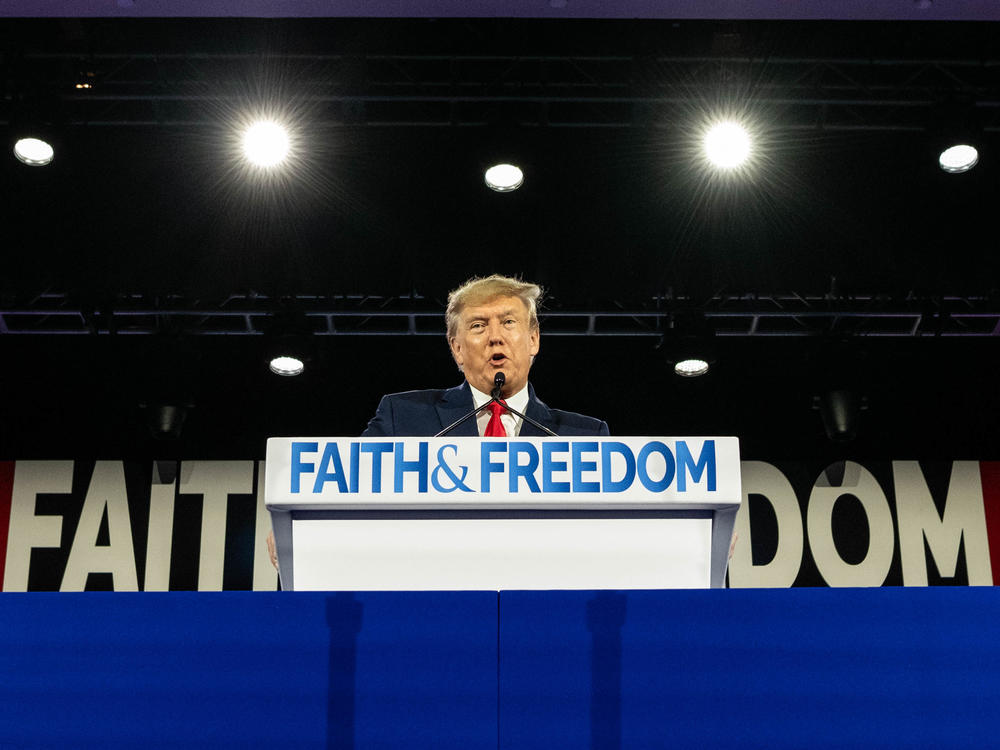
{"left": 2, "top": 292, "right": 998, "bottom": 337}
{"left": 4, "top": 50, "right": 1000, "bottom": 132}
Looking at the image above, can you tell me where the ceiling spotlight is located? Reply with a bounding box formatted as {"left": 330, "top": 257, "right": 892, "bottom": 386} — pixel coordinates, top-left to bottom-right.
{"left": 484, "top": 163, "right": 524, "bottom": 192}
{"left": 140, "top": 403, "right": 190, "bottom": 440}
{"left": 704, "top": 122, "right": 751, "bottom": 169}
{"left": 74, "top": 71, "right": 97, "bottom": 90}
{"left": 269, "top": 355, "right": 304, "bottom": 377}
{"left": 243, "top": 121, "right": 290, "bottom": 167}
{"left": 13, "top": 137, "right": 54, "bottom": 166}
{"left": 814, "top": 389, "right": 866, "bottom": 442}
{"left": 938, "top": 144, "right": 978, "bottom": 174}
{"left": 674, "top": 358, "right": 710, "bottom": 378}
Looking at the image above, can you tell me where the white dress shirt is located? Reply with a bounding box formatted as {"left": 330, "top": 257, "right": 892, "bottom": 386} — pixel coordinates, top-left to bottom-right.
{"left": 468, "top": 382, "right": 531, "bottom": 437}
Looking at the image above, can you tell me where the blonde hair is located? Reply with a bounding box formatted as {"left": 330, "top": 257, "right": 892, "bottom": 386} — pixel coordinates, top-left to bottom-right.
{"left": 445, "top": 274, "right": 543, "bottom": 340}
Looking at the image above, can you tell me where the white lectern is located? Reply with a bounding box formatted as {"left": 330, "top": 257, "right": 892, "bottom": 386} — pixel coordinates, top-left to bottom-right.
{"left": 265, "top": 436, "right": 741, "bottom": 590}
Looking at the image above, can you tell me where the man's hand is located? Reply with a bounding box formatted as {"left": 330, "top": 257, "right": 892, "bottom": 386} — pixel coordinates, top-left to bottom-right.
{"left": 266, "top": 530, "right": 278, "bottom": 570}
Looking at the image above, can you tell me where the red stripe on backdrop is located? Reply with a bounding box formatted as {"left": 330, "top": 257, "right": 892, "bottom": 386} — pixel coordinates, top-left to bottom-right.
{"left": 0, "top": 462, "right": 13, "bottom": 590}
{"left": 980, "top": 462, "right": 1000, "bottom": 586}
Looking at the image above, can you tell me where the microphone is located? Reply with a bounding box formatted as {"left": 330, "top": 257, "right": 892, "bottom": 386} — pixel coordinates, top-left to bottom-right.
{"left": 491, "top": 371, "right": 505, "bottom": 400}
{"left": 435, "top": 372, "right": 559, "bottom": 438}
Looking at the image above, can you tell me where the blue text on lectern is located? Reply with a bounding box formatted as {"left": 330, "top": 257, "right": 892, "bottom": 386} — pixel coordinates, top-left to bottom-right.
{"left": 288, "top": 439, "right": 717, "bottom": 496}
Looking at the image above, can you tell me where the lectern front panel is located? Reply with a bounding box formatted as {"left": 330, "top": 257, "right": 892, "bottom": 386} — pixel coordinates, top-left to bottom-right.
{"left": 266, "top": 436, "right": 741, "bottom": 589}
{"left": 292, "top": 515, "right": 711, "bottom": 590}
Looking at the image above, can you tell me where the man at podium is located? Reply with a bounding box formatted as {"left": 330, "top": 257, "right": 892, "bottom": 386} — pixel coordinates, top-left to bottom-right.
{"left": 361, "top": 274, "right": 609, "bottom": 438}
{"left": 266, "top": 274, "right": 609, "bottom": 571}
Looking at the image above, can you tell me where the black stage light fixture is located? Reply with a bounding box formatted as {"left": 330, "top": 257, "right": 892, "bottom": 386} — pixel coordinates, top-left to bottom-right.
{"left": 72, "top": 66, "right": 99, "bottom": 91}
{"left": 139, "top": 403, "right": 192, "bottom": 440}
{"left": 939, "top": 143, "right": 979, "bottom": 174}
{"left": 928, "top": 98, "right": 983, "bottom": 174}
{"left": 807, "top": 337, "right": 871, "bottom": 442}
{"left": 813, "top": 389, "right": 868, "bottom": 442}
{"left": 135, "top": 330, "right": 198, "bottom": 441}
{"left": 9, "top": 96, "right": 64, "bottom": 167}
{"left": 479, "top": 116, "right": 535, "bottom": 193}
{"left": 263, "top": 307, "right": 315, "bottom": 377}
{"left": 659, "top": 311, "right": 718, "bottom": 378}
{"left": 12, "top": 134, "right": 55, "bottom": 166}
{"left": 484, "top": 162, "right": 524, "bottom": 192}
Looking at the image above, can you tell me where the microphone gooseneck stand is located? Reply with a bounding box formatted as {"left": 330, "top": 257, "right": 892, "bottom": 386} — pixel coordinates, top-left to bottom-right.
{"left": 435, "top": 372, "right": 559, "bottom": 438}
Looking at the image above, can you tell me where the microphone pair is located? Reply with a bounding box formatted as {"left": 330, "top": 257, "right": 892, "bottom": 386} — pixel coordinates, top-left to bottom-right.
{"left": 491, "top": 371, "right": 506, "bottom": 400}
{"left": 435, "top": 370, "right": 557, "bottom": 437}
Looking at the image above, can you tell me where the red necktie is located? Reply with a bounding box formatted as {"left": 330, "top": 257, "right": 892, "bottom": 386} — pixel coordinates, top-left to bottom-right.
{"left": 485, "top": 400, "right": 508, "bottom": 437}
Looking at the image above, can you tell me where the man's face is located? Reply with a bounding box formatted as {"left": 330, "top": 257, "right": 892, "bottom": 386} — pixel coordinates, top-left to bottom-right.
{"left": 449, "top": 295, "right": 540, "bottom": 397}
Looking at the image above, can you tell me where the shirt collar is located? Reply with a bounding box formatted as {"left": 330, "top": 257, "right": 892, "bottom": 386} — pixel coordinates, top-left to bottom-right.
{"left": 468, "top": 381, "right": 530, "bottom": 414}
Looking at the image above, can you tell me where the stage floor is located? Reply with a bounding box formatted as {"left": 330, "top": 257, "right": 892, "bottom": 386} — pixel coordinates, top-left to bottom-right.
{"left": 1, "top": 588, "right": 997, "bottom": 749}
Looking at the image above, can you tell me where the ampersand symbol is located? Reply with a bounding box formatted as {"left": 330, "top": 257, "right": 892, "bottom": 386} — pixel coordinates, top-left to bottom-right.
{"left": 431, "top": 444, "right": 473, "bottom": 492}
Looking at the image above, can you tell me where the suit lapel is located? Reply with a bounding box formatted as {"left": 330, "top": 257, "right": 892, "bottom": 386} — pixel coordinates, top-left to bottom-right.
{"left": 519, "top": 384, "right": 555, "bottom": 437}
{"left": 435, "top": 382, "right": 479, "bottom": 437}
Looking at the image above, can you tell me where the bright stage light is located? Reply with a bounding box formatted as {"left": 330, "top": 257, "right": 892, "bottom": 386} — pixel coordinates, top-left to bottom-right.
{"left": 13, "top": 137, "right": 54, "bottom": 166}
{"left": 703, "top": 122, "right": 751, "bottom": 169}
{"left": 938, "top": 144, "right": 978, "bottom": 174}
{"left": 674, "top": 358, "right": 710, "bottom": 377}
{"left": 269, "top": 355, "right": 304, "bottom": 377}
{"left": 243, "top": 121, "right": 290, "bottom": 167}
{"left": 484, "top": 163, "right": 524, "bottom": 192}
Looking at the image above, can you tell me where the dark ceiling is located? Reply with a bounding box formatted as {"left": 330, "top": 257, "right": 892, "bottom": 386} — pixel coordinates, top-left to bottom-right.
{"left": 1, "top": 16, "right": 999, "bottom": 460}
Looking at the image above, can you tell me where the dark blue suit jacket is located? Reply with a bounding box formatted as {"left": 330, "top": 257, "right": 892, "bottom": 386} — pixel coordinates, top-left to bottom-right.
{"left": 361, "top": 382, "right": 609, "bottom": 437}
